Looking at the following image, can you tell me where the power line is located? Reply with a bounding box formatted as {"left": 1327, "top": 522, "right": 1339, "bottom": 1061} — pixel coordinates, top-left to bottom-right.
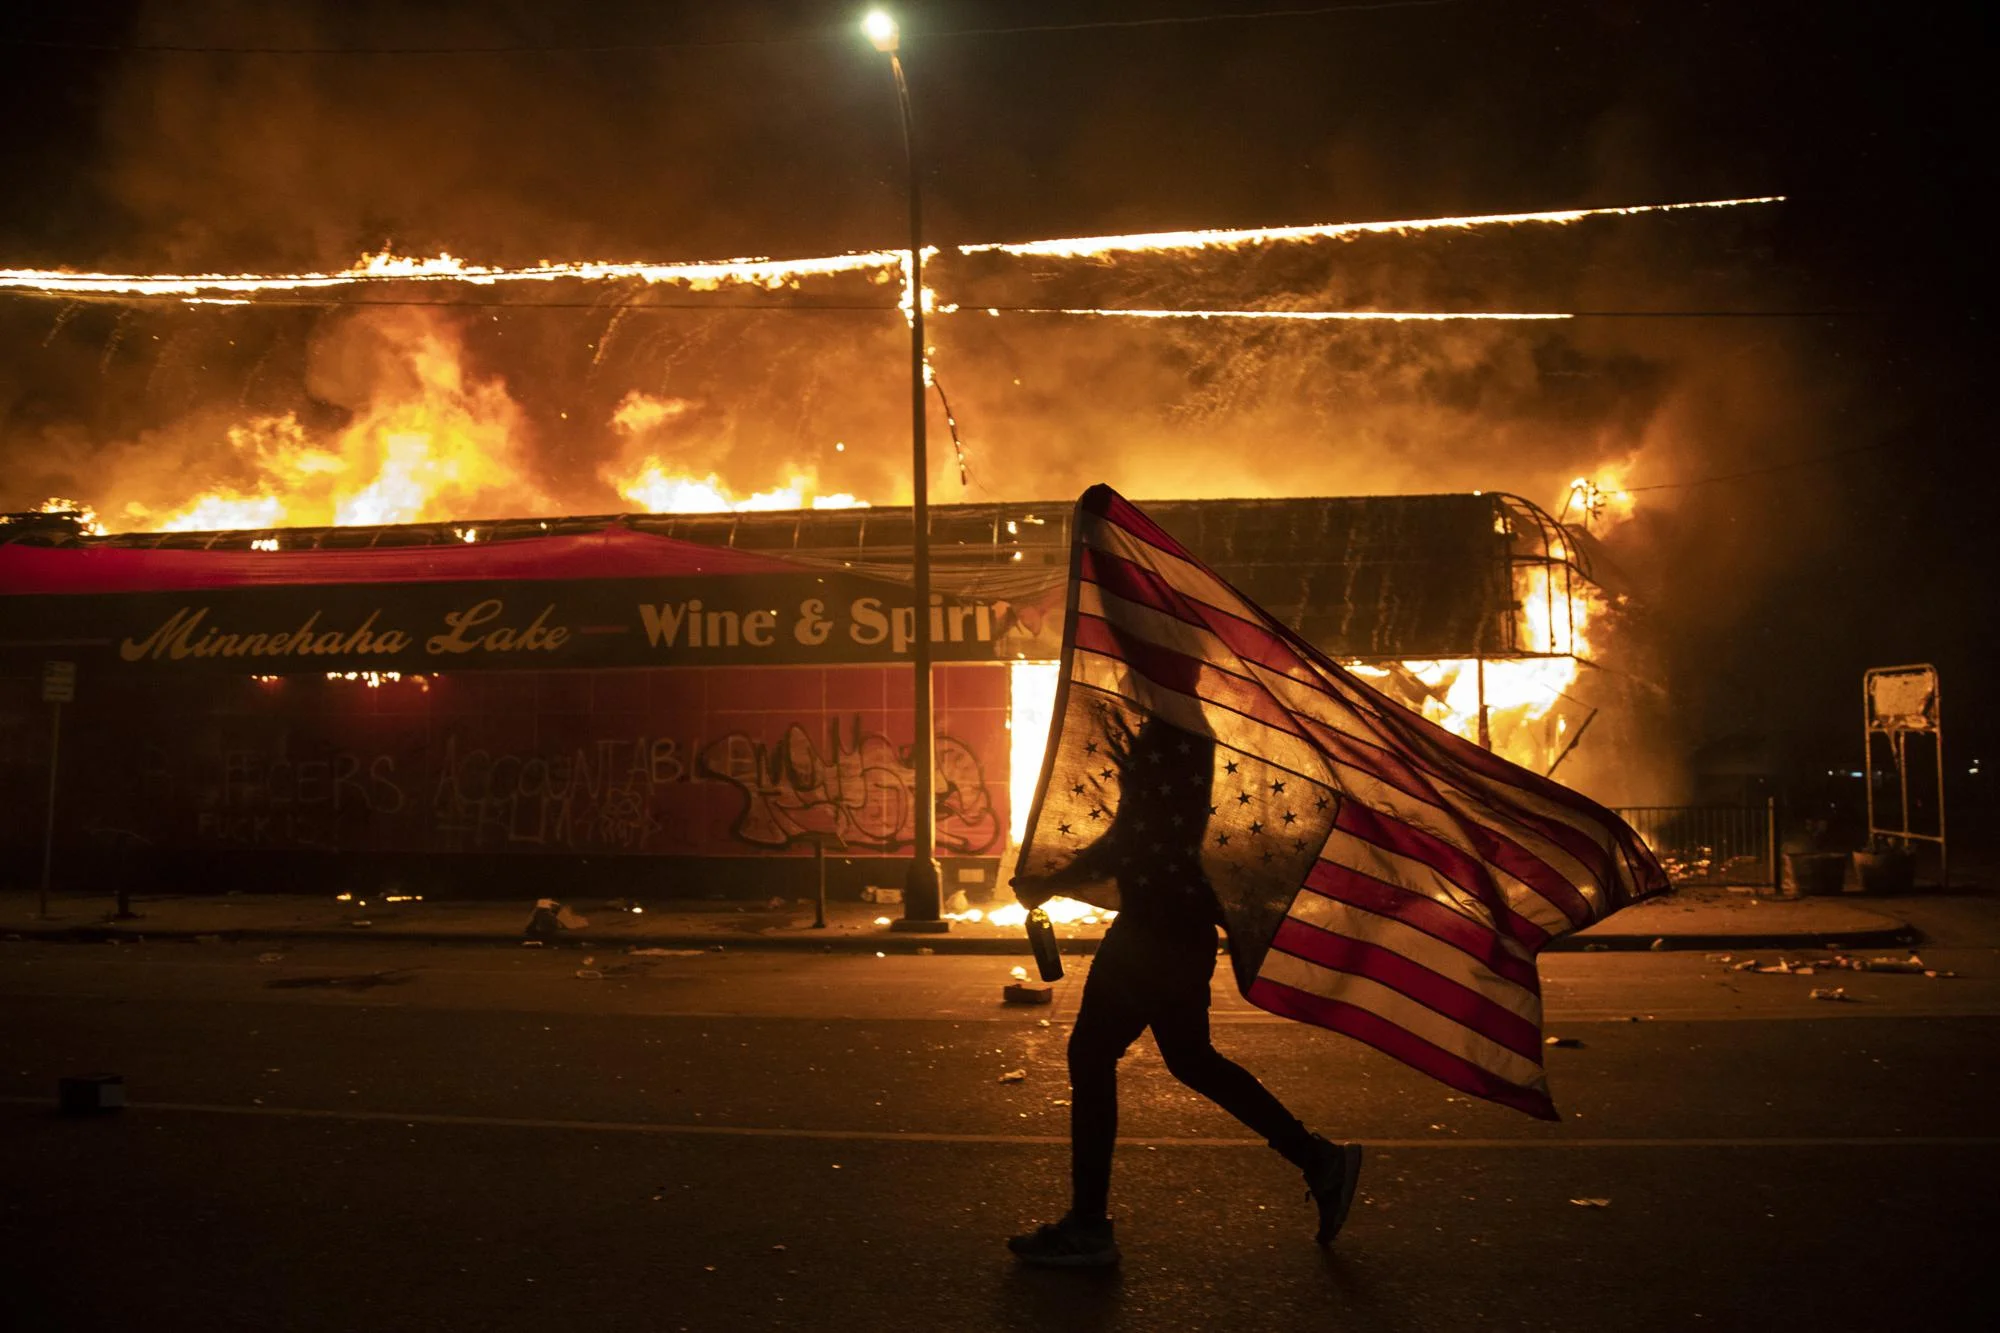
{"left": 1623, "top": 440, "right": 1896, "bottom": 494}
{"left": 2, "top": 2, "right": 1463, "bottom": 55}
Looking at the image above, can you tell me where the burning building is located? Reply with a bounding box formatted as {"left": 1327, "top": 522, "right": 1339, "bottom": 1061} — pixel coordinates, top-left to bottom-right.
{"left": 0, "top": 491, "right": 1632, "bottom": 901}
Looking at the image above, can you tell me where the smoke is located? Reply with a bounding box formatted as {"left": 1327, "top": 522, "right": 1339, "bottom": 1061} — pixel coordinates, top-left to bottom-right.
{"left": 0, "top": 0, "right": 1887, "bottom": 804}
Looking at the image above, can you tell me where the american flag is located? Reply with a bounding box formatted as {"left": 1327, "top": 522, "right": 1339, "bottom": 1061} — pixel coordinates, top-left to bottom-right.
{"left": 1016, "top": 486, "right": 1669, "bottom": 1119}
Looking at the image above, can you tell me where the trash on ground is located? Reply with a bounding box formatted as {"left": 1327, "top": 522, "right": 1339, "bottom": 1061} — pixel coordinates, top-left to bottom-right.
{"left": 1808, "top": 986, "right": 1849, "bottom": 1001}
{"left": 1731, "top": 959, "right": 1758, "bottom": 971}
{"left": 1706, "top": 953, "right": 1734, "bottom": 963}
{"left": 256, "top": 951, "right": 284, "bottom": 964}
{"left": 861, "top": 886, "right": 902, "bottom": 905}
{"left": 1925, "top": 969, "right": 1958, "bottom": 979}
{"left": 998, "top": 1068, "right": 1027, "bottom": 1083}
{"left": 576, "top": 968, "right": 604, "bottom": 980}
{"left": 1544, "top": 1036, "right": 1583, "bottom": 1048}
{"left": 1569, "top": 1198, "right": 1611, "bottom": 1208}
{"left": 1862, "top": 955, "right": 1926, "bottom": 973}
{"left": 1009, "top": 965, "right": 1030, "bottom": 981}
{"left": 1004, "top": 982, "right": 1054, "bottom": 1005}
{"left": 58, "top": 1073, "right": 126, "bottom": 1115}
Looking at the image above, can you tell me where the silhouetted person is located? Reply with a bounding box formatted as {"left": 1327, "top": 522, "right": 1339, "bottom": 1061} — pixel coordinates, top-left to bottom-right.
{"left": 1008, "top": 714, "right": 1362, "bottom": 1267}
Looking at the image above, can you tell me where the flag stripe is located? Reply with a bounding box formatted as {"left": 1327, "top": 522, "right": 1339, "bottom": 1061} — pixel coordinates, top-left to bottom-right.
{"left": 1246, "top": 975, "right": 1557, "bottom": 1121}
{"left": 1317, "top": 756, "right": 1581, "bottom": 938}
{"left": 1298, "top": 861, "right": 1542, "bottom": 993}
{"left": 1073, "top": 613, "right": 1309, "bottom": 743}
{"left": 1253, "top": 948, "right": 1547, "bottom": 1088}
{"left": 1268, "top": 917, "right": 1545, "bottom": 1060}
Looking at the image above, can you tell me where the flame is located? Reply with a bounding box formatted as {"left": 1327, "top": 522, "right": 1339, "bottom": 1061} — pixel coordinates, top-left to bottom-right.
{"left": 0, "top": 196, "right": 1781, "bottom": 303}
{"left": 958, "top": 195, "right": 1785, "bottom": 259}
{"left": 986, "top": 898, "right": 1112, "bottom": 928}
{"left": 1020, "top": 307, "right": 1570, "bottom": 322}
{"left": 36, "top": 497, "right": 108, "bottom": 534}
{"left": 0, "top": 246, "right": 904, "bottom": 300}
{"left": 1561, "top": 473, "right": 1635, "bottom": 532}
{"left": 612, "top": 467, "right": 857, "bottom": 514}
{"left": 601, "top": 389, "right": 868, "bottom": 515}
{"left": 120, "top": 314, "right": 542, "bottom": 532}
{"left": 1008, "top": 661, "right": 1061, "bottom": 844}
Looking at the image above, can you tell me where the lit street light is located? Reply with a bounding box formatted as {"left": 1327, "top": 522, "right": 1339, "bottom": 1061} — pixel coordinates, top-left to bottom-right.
{"left": 863, "top": 9, "right": 946, "bottom": 931}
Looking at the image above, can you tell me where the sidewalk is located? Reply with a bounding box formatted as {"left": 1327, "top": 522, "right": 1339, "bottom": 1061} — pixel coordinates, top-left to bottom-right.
{"left": 0, "top": 885, "right": 1918, "bottom": 955}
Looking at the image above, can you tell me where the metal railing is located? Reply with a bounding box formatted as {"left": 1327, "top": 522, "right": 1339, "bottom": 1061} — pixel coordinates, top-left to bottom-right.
{"left": 1613, "top": 802, "right": 1778, "bottom": 887}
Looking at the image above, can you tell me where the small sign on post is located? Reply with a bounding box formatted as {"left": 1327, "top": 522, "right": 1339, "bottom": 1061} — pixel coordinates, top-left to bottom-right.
{"left": 42, "top": 659, "right": 75, "bottom": 704}
{"left": 39, "top": 660, "right": 74, "bottom": 919}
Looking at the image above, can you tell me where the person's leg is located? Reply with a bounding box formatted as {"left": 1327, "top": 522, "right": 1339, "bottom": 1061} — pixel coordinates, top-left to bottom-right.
{"left": 1147, "top": 953, "right": 1318, "bottom": 1167}
{"left": 1065, "top": 936, "right": 1151, "bottom": 1222}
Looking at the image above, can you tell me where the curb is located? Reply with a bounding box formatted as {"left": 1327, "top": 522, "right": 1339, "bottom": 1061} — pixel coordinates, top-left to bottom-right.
{"left": 4, "top": 921, "right": 1921, "bottom": 954}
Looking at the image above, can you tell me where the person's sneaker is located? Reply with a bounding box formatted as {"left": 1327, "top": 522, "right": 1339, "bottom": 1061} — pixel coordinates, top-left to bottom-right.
{"left": 1007, "top": 1213, "right": 1120, "bottom": 1267}
{"left": 1302, "top": 1134, "right": 1364, "bottom": 1245}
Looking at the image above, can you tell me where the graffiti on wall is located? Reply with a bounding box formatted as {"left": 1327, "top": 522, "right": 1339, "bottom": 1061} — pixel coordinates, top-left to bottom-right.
{"left": 431, "top": 735, "right": 688, "bottom": 852}
{"left": 701, "top": 716, "right": 1001, "bottom": 853}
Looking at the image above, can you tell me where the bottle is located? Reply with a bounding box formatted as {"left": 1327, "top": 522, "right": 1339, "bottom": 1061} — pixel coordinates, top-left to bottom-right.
{"left": 1025, "top": 906, "right": 1064, "bottom": 982}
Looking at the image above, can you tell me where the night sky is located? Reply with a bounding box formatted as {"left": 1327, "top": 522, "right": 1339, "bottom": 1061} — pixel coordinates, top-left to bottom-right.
{"left": 0, "top": 1, "right": 1988, "bottom": 819}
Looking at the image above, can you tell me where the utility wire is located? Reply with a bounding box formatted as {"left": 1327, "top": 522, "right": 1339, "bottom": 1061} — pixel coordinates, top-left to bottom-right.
{"left": 2, "top": 2, "right": 1464, "bottom": 55}
{"left": 1, "top": 290, "right": 1877, "bottom": 318}
{"left": 1623, "top": 440, "right": 1896, "bottom": 494}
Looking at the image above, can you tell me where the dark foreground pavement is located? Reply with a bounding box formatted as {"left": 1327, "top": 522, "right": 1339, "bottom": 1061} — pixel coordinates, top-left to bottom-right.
{"left": 4, "top": 938, "right": 1997, "bottom": 1332}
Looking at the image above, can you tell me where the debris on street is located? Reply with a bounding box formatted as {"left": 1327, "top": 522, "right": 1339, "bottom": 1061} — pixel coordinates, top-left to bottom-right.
{"left": 1569, "top": 1198, "right": 1611, "bottom": 1208}
{"left": 998, "top": 1068, "right": 1027, "bottom": 1083}
{"left": 1808, "top": 987, "right": 1849, "bottom": 1001}
{"left": 1004, "top": 982, "right": 1053, "bottom": 1005}
{"left": 1544, "top": 1036, "right": 1584, "bottom": 1048}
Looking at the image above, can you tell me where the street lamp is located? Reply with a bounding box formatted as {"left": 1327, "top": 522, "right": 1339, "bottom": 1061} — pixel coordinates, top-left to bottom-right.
{"left": 864, "top": 9, "right": 947, "bottom": 932}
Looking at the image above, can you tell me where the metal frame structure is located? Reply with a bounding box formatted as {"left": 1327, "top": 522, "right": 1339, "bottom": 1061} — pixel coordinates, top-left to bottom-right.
{"left": 1863, "top": 663, "right": 1947, "bottom": 886}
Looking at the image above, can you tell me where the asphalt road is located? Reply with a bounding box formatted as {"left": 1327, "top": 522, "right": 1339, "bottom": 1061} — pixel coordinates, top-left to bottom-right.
{"left": 3, "top": 938, "right": 1997, "bottom": 1333}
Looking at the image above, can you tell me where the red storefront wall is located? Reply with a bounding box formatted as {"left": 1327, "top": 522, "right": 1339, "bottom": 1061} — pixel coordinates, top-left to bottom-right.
{"left": 0, "top": 662, "right": 1010, "bottom": 893}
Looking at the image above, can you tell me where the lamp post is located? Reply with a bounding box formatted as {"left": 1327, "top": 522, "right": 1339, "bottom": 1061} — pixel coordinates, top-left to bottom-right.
{"left": 865, "top": 10, "right": 946, "bottom": 931}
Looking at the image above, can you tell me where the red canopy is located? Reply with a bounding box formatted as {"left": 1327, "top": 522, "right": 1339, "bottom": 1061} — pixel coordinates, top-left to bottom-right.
{"left": 0, "top": 525, "right": 807, "bottom": 595}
